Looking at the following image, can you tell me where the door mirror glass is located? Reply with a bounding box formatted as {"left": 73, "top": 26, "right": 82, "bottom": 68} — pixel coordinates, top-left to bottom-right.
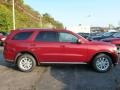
{"left": 77, "top": 39, "right": 82, "bottom": 44}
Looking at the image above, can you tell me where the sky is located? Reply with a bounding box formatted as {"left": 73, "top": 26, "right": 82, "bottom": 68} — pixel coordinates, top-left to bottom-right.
{"left": 24, "top": 0, "right": 120, "bottom": 28}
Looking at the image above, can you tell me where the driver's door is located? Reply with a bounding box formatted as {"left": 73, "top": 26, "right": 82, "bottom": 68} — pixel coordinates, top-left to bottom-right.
{"left": 58, "top": 32, "right": 88, "bottom": 62}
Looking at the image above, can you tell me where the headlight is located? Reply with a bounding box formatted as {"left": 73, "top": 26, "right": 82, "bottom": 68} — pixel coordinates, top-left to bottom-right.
{"left": 114, "top": 46, "right": 117, "bottom": 51}
{"left": 116, "top": 45, "right": 120, "bottom": 54}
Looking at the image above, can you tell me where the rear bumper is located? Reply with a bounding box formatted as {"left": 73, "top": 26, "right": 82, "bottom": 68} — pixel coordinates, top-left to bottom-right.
{"left": 3, "top": 48, "right": 16, "bottom": 63}
{"left": 5, "top": 59, "right": 14, "bottom": 64}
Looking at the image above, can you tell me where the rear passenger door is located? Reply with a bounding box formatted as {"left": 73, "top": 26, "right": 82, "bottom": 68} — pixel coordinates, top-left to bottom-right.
{"left": 34, "top": 31, "right": 63, "bottom": 62}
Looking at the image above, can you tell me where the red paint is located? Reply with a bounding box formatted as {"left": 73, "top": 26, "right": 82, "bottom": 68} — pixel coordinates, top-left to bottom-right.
{"left": 3, "top": 29, "right": 118, "bottom": 64}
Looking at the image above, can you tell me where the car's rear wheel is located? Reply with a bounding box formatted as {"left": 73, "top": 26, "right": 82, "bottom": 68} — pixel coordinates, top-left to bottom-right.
{"left": 92, "top": 54, "right": 112, "bottom": 73}
{"left": 17, "top": 54, "right": 36, "bottom": 72}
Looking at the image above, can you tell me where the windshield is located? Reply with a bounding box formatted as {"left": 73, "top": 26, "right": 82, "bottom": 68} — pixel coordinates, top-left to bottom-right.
{"left": 113, "top": 32, "right": 120, "bottom": 38}
{"left": 102, "top": 32, "right": 116, "bottom": 37}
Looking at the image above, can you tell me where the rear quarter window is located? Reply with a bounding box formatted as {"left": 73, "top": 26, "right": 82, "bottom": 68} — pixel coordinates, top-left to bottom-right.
{"left": 12, "top": 32, "right": 33, "bottom": 40}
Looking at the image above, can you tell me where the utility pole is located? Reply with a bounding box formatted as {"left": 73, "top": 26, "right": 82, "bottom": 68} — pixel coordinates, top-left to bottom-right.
{"left": 12, "top": 0, "right": 16, "bottom": 30}
{"left": 39, "top": 14, "right": 42, "bottom": 28}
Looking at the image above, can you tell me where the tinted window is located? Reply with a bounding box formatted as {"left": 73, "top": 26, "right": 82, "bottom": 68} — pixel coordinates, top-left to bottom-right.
{"left": 13, "top": 32, "right": 33, "bottom": 40}
{"left": 59, "top": 32, "right": 78, "bottom": 43}
{"left": 113, "top": 32, "right": 120, "bottom": 38}
{"left": 103, "top": 32, "right": 116, "bottom": 37}
{"left": 35, "top": 31, "right": 58, "bottom": 42}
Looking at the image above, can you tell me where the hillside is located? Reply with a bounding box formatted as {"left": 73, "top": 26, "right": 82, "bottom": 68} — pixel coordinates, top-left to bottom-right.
{"left": 0, "top": 0, "right": 64, "bottom": 32}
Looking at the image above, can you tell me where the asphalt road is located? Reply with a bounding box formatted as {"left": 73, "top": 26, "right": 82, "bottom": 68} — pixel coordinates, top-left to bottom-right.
{"left": 0, "top": 47, "right": 120, "bottom": 90}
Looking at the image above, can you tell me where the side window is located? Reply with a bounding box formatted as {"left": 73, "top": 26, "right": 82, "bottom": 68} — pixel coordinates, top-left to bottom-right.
{"left": 12, "top": 32, "right": 33, "bottom": 40}
{"left": 59, "top": 32, "right": 78, "bottom": 43}
{"left": 113, "top": 32, "right": 120, "bottom": 38}
{"left": 35, "top": 31, "right": 59, "bottom": 42}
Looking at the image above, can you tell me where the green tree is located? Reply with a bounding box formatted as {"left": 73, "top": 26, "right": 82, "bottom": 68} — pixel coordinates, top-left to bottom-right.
{"left": 0, "top": 0, "right": 64, "bottom": 32}
{"left": 0, "top": 4, "right": 12, "bottom": 32}
{"left": 42, "top": 13, "right": 64, "bottom": 29}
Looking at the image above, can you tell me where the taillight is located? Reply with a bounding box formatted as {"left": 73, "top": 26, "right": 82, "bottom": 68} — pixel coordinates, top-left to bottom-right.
{"left": 1, "top": 37, "right": 6, "bottom": 42}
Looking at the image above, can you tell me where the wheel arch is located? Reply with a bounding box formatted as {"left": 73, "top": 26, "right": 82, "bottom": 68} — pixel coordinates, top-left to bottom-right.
{"left": 90, "top": 52, "right": 114, "bottom": 64}
{"left": 15, "top": 51, "right": 39, "bottom": 65}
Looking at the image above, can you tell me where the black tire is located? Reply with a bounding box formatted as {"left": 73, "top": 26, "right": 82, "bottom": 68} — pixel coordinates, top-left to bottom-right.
{"left": 17, "top": 54, "right": 36, "bottom": 72}
{"left": 92, "top": 54, "right": 112, "bottom": 73}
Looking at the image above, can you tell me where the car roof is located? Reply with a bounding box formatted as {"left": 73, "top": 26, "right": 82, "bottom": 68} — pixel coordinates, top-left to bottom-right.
{"left": 12, "top": 28, "right": 70, "bottom": 32}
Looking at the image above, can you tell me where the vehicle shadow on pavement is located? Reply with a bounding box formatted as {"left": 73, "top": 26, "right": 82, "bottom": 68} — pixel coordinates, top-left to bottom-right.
{"left": 50, "top": 64, "right": 120, "bottom": 90}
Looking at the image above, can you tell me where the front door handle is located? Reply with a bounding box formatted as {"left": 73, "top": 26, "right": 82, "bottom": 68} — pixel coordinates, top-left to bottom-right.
{"left": 60, "top": 45, "right": 65, "bottom": 48}
{"left": 31, "top": 44, "right": 36, "bottom": 46}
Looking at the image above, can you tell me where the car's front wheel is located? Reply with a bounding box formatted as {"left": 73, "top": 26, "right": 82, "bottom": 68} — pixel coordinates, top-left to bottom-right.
{"left": 17, "top": 54, "right": 36, "bottom": 72}
{"left": 92, "top": 54, "right": 112, "bottom": 73}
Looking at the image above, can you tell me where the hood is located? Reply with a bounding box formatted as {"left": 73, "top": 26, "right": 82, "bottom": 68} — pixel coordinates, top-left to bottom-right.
{"left": 87, "top": 40, "right": 117, "bottom": 53}
{"left": 89, "top": 40, "right": 114, "bottom": 46}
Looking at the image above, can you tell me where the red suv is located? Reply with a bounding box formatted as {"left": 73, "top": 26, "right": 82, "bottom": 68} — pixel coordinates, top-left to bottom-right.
{"left": 4, "top": 29, "right": 118, "bottom": 72}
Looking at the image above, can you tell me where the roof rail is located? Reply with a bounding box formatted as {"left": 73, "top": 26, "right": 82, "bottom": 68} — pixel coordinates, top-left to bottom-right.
{"left": 16, "top": 28, "right": 56, "bottom": 30}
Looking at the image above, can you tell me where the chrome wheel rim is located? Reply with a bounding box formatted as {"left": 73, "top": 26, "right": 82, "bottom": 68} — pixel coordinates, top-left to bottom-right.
{"left": 96, "top": 57, "right": 110, "bottom": 71}
{"left": 19, "top": 56, "right": 33, "bottom": 71}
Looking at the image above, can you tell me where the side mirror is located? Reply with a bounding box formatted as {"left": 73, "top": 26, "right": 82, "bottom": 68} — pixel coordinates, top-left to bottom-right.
{"left": 77, "top": 39, "right": 82, "bottom": 44}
